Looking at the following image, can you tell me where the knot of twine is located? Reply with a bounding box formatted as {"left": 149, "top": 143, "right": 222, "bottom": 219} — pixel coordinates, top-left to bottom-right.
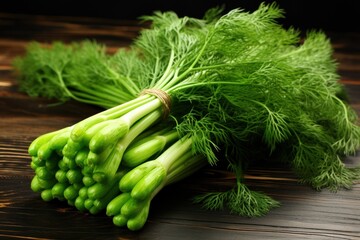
{"left": 140, "top": 89, "right": 171, "bottom": 119}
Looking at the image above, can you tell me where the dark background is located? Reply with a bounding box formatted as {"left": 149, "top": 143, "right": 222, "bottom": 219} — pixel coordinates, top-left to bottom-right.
{"left": 1, "top": 0, "right": 359, "bottom": 32}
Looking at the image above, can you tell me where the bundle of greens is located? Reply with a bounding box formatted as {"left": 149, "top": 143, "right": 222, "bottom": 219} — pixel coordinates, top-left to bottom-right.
{"left": 14, "top": 2, "right": 360, "bottom": 231}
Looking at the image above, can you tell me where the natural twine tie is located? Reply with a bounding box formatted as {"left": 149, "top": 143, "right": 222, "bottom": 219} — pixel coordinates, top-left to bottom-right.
{"left": 140, "top": 89, "right": 171, "bottom": 119}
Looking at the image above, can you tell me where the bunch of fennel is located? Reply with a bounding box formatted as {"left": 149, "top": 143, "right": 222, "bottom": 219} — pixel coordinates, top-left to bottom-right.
{"left": 14, "top": 3, "right": 360, "bottom": 230}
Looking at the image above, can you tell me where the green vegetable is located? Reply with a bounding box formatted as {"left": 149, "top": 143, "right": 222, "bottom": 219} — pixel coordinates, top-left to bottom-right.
{"left": 14, "top": 2, "right": 360, "bottom": 231}
{"left": 107, "top": 138, "right": 206, "bottom": 231}
{"left": 123, "top": 129, "right": 179, "bottom": 167}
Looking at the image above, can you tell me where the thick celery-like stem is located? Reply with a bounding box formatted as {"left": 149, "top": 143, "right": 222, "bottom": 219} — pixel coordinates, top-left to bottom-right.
{"left": 119, "top": 135, "right": 205, "bottom": 201}
{"left": 92, "top": 110, "right": 163, "bottom": 182}
{"left": 70, "top": 95, "right": 154, "bottom": 143}
{"left": 156, "top": 136, "right": 193, "bottom": 171}
{"left": 117, "top": 96, "right": 162, "bottom": 127}
{"left": 166, "top": 152, "right": 207, "bottom": 185}
{"left": 107, "top": 137, "right": 206, "bottom": 231}
{"left": 122, "top": 129, "right": 179, "bottom": 167}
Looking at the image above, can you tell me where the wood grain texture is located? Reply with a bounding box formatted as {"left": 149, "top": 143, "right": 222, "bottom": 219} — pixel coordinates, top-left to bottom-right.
{"left": 0, "top": 12, "right": 359, "bottom": 240}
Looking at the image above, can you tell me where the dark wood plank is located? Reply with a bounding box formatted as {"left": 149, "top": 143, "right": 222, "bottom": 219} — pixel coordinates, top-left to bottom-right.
{"left": 0, "top": 12, "right": 359, "bottom": 240}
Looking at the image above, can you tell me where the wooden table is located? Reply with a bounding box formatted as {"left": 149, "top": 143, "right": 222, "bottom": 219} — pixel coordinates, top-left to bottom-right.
{"left": 1, "top": 13, "right": 359, "bottom": 240}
